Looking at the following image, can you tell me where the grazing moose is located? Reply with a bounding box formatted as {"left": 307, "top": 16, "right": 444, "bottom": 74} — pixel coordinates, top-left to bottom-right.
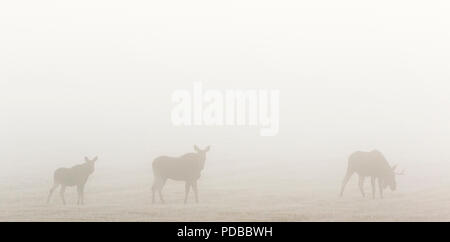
{"left": 152, "top": 145, "right": 210, "bottom": 204}
{"left": 47, "top": 156, "right": 98, "bottom": 205}
{"left": 340, "top": 150, "right": 403, "bottom": 199}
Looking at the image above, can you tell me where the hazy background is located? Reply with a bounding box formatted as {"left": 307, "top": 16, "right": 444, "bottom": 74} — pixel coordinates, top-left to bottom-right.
{"left": 0, "top": 1, "right": 449, "bottom": 221}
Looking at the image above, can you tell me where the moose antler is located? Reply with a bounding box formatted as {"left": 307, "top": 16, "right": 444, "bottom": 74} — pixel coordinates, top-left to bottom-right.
{"left": 395, "top": 169, "right": 405, "bottom": 175}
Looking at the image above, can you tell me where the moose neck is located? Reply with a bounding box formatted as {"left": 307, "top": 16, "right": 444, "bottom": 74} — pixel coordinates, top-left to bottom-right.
{"left": 82, "top": 162, "right": 95, "bottom": 174}
{"left": 197, "top": 153, "right": 206, "bottom": 170}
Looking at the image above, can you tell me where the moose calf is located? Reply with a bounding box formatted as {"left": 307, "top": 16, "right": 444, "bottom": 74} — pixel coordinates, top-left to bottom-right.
{"left": 47, "top": 156, "right": 98, "bottom": 205}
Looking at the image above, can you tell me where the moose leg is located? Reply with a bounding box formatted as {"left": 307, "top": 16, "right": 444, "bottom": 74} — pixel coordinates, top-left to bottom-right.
{"left": 184, "top": 181, "right": 191, "bottom": 204}
{"left": 158, "top": 178, "right": 167, "bottom": 204}
{"left": 192, "top": 181, "right": 199, "bottom": 203}
{"left": 77, "top": 186, "right": 81, "bottom": 205}
{"left": 340, "top": 170, "right": 353, "bottom": 197}
{"left": 59, "top": 185, "right": 66, "bottom": 205}
{"left": 152, "top": 177, "right": 165, "bottom": 204}
{"left": 151, "top": 186, "right": 155, "bottom": 204}
{"left": 358, "top": 175, "right": 365, "bottom": 197}
{"left": 378, "top": 178, "right": 384, "bottom": 199}
{"left": 77, "top": 185, "right": 85, "bottom": 205}
{"left": 370, "top": 177, "right": 376, "bottom": 199}
{"left": 151, "top": 177, "right": 158, "bottom": 204}
{"left": 80, "top": 185, "right": 85, "bottom": 205}
{"left": 47, "top": 183, "right": 59, "bottom": 204}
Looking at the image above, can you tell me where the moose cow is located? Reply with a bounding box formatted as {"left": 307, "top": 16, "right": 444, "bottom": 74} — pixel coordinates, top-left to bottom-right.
{"left": 152, "top": 145, "right": 210, "bottom": 204}
{"left": 340, "top": 150, "right": 403, "bottom": 199}
{"left": 47, "top": 156, "right": 98, "bottom": 205}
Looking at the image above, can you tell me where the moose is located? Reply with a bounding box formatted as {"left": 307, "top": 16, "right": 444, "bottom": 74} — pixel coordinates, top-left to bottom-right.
{"left": 47, "top": 156, "right": 98, "bottom": 205}
{"left": 340, "top": 150, "right": 403, "bottom": 199}
{"left": 152, "top": 145, "right": 210, "bottom": 204}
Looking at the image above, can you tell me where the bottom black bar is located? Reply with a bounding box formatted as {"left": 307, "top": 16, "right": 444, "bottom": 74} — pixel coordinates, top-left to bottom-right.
{"left": 2, "top": 222, "right": 443, "bottom": 241}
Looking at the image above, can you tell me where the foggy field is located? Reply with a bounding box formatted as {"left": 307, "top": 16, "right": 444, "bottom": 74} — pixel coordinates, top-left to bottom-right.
{"left": 1, "top": 161, "right": 448, "bottom": 222}
{"left": 1, "top": 1, "right": 450, "bottom": 222}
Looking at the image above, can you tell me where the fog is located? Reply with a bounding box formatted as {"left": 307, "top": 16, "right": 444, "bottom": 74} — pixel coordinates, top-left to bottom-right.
{"left": 0, "top": 1, "right": 449, "bottom": 221}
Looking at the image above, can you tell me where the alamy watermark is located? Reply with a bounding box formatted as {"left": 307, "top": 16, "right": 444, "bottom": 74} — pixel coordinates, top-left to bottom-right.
{"left": 171, "top": 82, "right": 280, "bottom": 136}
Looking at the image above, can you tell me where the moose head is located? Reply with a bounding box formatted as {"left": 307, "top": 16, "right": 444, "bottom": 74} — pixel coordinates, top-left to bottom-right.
{"left": 84, "top": 156, "right": 98, "bottom": 171}
{"left": 194, "top": 145, "right": 210, "bottom": 169}
{"left": 383, "top": 164, "right": 405, "bottom": 191}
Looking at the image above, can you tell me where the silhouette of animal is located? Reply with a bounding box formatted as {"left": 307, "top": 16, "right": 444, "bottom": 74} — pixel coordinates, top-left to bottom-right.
{"left": 47, "top": 156, "right": 98, "bottom": 205}
{"left": 340, "top": 150, "right": 403, "bottom": 199}
{"left": 152, "top": 145, "right": 210, "bottom": 204}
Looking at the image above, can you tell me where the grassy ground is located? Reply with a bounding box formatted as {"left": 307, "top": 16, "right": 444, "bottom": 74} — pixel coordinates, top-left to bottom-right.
{"left": 0, "top": 163, "right": 448, "bottom": 222}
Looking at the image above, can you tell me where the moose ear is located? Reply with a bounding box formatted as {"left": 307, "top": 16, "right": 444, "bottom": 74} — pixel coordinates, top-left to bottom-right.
{"left": 205, "top": 146, "right": 210, "bottom": 152}
{"left": 194, "top": 145, "right": 200, "bottom": 152}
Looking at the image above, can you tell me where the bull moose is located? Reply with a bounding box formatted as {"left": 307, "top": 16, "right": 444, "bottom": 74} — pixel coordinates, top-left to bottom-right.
{"left": 340, "top": 150, "right": 403, "bottom": 199}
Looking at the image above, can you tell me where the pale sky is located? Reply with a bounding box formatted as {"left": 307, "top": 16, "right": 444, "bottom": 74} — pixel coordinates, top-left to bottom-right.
{"left": 1, "top": 1, "right": 449, "bottom": 175}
